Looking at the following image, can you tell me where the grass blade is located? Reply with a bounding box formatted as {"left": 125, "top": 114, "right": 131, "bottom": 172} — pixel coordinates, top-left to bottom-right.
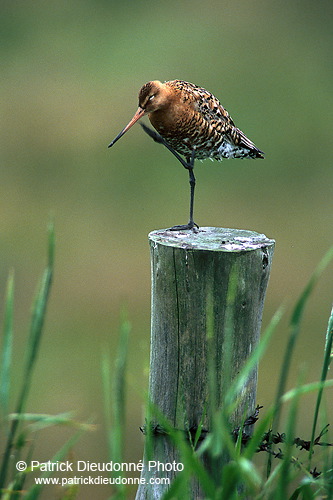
{"left": 142, "top": 399, "right": 217, "bottom": 499}
{"left": 0, "top": 272, "right": 14, "bottom": 421}
{"left": 224, "top": 306, "right": 283, "bottom": 412}
{"left": 267, "top": 247, "right": 333, "bottom": 476}
{"left": 7, "top": 412, "right": 94, "bottom": 433}
{"left": 112, "top": 314, "right": 130, "bottom": 465}
{"left": 0, "top": 223, "right": 55, "bottom": 492}
{"left": 102, "top": 311, "right": 130, "bottom": 499}
{"left": 101, "top": 352, "right": 112, "bottom": 461}
{"left": 23, "top": 222, "right": 54, "bottom": 398}
{"left": 308, "top": 303, "right": 333, "bottom": 463}
{"left": 276, "top": 374, "right": 303, "bottom": 500}
{"left": 22, "top": 424, "right": 88, "bottom": 500}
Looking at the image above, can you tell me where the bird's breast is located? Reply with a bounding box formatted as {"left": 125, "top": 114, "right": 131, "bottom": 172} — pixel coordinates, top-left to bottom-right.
{"left": 148, "top": 101, "right": 222, "bottom": 159}
{"left": 148, "top": 98, "right": 192, "bottom": 133}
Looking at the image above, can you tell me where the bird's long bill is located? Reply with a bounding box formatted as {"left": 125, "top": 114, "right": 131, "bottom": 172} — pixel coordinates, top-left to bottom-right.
{"left": 108, "top": 107, "right": 145, "bottom": 148}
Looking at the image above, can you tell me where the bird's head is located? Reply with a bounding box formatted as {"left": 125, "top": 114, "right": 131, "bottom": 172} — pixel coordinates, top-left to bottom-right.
{"left": 138, "top": 80, "right": 168, "bottom": 113}
{"left": 108, "top": 80, "right": 168, "bottom": 148}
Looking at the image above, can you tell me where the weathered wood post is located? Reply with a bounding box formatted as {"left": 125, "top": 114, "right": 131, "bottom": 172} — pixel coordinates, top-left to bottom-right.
{"left": 136, "top": 227, "right": 275, "bottom": 499}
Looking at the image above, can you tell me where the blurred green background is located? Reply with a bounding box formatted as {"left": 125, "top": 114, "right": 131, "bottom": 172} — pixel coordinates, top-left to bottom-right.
{"left": 1, "top": 0, "right": 333, "bottom": 498}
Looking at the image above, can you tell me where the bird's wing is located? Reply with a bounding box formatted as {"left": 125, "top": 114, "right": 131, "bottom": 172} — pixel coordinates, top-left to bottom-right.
{"left": 195, "top": 90, "right": 235, "bottom": 133}
{"left": 197, "top": 90, "right": 264, "bottom": 157}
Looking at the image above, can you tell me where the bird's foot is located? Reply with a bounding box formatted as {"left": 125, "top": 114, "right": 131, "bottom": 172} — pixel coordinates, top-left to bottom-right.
{"left": 168, "top": 221, "right": 199, "bottom": 232}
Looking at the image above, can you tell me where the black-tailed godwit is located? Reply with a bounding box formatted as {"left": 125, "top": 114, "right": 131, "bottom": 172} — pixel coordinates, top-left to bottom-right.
{"left": 108, "top": 80, "right": 264, "bottom": 230}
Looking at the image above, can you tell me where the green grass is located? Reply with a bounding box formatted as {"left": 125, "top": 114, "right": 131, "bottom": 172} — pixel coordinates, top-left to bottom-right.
{"left": 0, "top": 226, "right": 333, "bottom": 499}
{"left": 102, "top": 310, "right": 131, "bottom": 500}
{"left": 0, "top": 224, "right": 92, "bottom": 499}
{"left": 136, "top": 248, "right": 333, "bottom": 500}
{"left": 0, "top": 222, "right": 55, "bottom": 495}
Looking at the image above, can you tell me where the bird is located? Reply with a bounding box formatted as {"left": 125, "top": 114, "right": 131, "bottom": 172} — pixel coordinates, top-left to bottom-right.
{"left": 108, "top": 79, "right": 264, "bottom": 230}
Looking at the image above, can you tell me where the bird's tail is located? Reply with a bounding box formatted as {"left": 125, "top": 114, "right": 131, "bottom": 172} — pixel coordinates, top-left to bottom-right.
{"left": 235, "top": 127, "right": 265, "bottom": 158}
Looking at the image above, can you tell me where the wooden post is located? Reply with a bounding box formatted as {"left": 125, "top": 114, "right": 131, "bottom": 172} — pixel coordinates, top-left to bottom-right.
{"left": 136, "top": 227, "right": 275, "bottom": 499}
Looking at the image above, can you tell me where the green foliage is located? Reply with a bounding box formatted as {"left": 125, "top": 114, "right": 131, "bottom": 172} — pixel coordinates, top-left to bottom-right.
{"left": 0, "top": 225, "right": 92, "bottom": 500}
{"left": 0, "top": 272, "right": 14, "bottom": 422}
{"left": 267, "top": 247, "right": 333, "bottom": 477}
{"left": 1, "top": 227, "right": 333, "bottom": 499}
{"left": 134, "top": 248, "right": 333, "bottom": 499}
{"left": 0, "top": 223, "right": 55, "bottom": 494}
{"left": 102, "top": 310, "right": 130, "bottom": 500}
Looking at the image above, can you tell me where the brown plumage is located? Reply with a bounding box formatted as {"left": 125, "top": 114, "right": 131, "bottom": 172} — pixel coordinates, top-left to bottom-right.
{"left": 108, "top": 80, "right": 264, "bottom": 230}
{"left": 109, "top": 79, "right": 264, "bottom": 160}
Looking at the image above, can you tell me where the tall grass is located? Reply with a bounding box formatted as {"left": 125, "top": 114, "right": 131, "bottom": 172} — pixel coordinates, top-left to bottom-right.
{"left": 135, "top": 248, "right": 333, "bottom": 500}
{"left": 0, "top": 223, "right": 54, "bottom": 493}
{"left": 267, "top": 247, "right": 333, "bottom": 479}
{"left": 102, "top": 310, "right": 130, "bottom": 500}
{"left": 1, "top": 225, "right": 333, "bottom": 499}
{"left": 0, "top": 225, "right": 92, "bottom": 500}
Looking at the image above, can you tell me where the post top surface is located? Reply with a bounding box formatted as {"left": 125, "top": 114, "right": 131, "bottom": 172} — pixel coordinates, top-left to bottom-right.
{"left": 149, "top": 227, "right": 275, "bottom": 252}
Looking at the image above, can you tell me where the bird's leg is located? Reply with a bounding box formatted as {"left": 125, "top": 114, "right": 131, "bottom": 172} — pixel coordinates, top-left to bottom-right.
{"left": 140, "top": 123, "right": 189, "bottom": 169}
{"left": 188, "top": 155, "right": 197, "bottom": 228}
{"left": 169, "top": 150, "right": 198, "bottom": 231}
{"left": 140, "top": 124, "right": 199, "bottom": 231}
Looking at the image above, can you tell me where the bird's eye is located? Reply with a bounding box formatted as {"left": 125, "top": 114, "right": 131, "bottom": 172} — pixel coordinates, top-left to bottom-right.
{"left": 148, "top": 95, "right": 155, "bottom": 101}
